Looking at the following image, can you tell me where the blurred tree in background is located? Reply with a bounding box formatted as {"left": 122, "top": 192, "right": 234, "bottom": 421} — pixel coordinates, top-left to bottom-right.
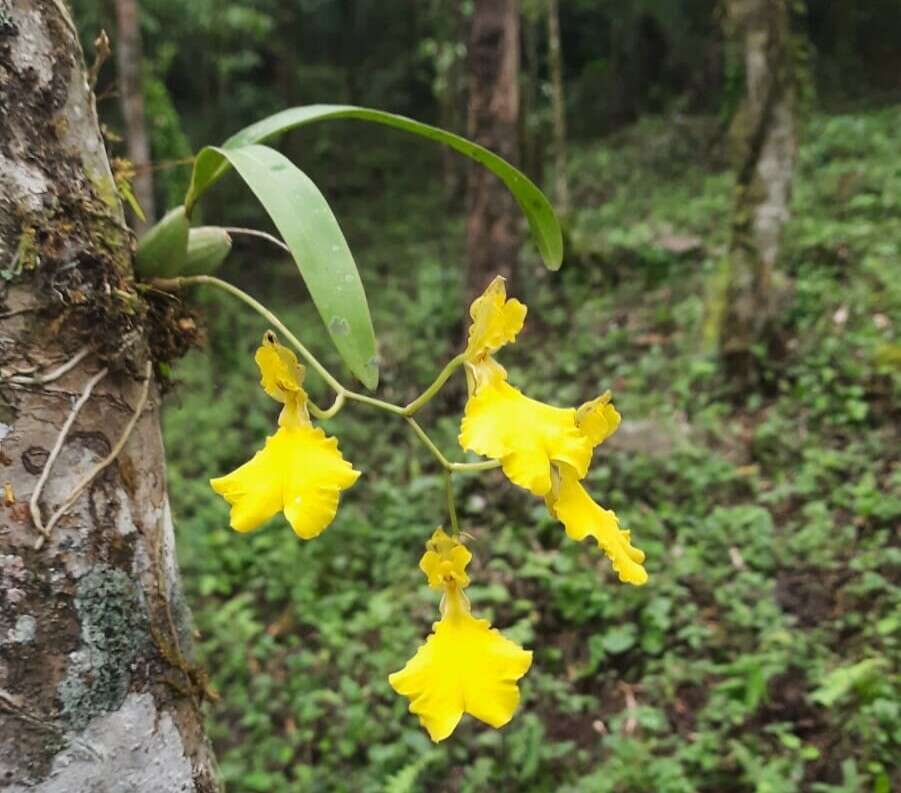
{"left": 71, "top": 0, "right": 901, "bottom": 241}
{"left": 711, "top": 0, "right": 801, "bottom": 384}
{"left": 466, "top": 0, "right": 521, "bottom": 296}
{"left": 55, "top": 1, "right": 901, "bottom": 790}
{"left": 115, "top": 0, "right": 155, "bottom": 233}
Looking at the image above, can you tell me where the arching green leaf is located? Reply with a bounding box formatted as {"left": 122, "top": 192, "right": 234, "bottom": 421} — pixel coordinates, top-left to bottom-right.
{"left": 185, "top": 104, "right": 563, "bottom": 270}
{"left": 195, "top": 144, "right": 378, "bottom": 389}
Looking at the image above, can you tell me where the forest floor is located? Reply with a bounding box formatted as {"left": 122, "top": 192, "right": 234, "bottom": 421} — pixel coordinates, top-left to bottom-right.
{"left": 163, "top": 105, "right": 900, "bottom": 793}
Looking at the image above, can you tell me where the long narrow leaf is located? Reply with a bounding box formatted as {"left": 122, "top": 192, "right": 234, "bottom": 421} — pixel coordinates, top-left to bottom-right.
{"left": 185, "top": 104, "right": 563, "bottom": 270}
{"left": 198, "top": 144, "right": 378, "bottom": 389}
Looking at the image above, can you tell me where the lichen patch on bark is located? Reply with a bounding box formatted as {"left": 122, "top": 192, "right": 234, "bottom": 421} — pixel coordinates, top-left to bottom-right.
{"left": 7, "top": 614, "right": 36, "bottom": 643}
{"left": 57, "top": 564, "right": 149, "bottom": 730}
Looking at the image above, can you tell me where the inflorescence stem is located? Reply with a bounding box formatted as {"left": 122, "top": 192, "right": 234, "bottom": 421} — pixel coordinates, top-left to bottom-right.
{"left": 222, "top": 227, "right": 291, "bottom": 255}
{"left": 403, "top": 353, "right": 466, "bottom": 415}
{"left": 444, "top": 471, "right": 460, "bottom": 535}
{"left": 149, "top": 275, "right": 500, "bottom": 527}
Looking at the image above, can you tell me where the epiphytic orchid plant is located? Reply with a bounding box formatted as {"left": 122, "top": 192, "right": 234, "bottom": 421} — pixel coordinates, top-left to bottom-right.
{"left": 138, "top": 105, "right": 647, "bottom": 741}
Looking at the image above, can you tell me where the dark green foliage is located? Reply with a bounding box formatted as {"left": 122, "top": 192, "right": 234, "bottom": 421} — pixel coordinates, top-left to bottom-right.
{"left": 142, "top": 43, "right": 193, "bottom": 208}
{"left": 163, "top": 107, "right": 899, "bottom": 792}
{"left": 71, "top": 0, "right": 901, "bottom": 232}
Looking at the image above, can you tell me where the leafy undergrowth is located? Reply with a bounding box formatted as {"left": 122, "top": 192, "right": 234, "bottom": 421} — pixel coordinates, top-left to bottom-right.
{"left": 164, "top": 107, "right": 900, "bottom": 793}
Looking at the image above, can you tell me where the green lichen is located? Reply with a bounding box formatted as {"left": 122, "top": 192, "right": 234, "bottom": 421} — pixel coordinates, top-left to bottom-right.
{"left": 0, "top": 398, "right": 17, "bottom": 426}
{"left": 0, "top": 8, "right": 15, "bottom": 36}
{"left": 87, "top": 165, "right": 126, "bottom": 216}
{"left": 0, "top": 227, "right": 35, "bottom": 280}
{"left": 57, "top": 565, "right": 148, "bottom": 730}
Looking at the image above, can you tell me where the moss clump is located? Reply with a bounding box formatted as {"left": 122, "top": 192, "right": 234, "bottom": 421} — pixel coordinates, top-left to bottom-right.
{"left": 0, "top": 8, "right": 16, "bottom": 36}
{"left": 57, "top": 565, "right": 148, "bottom": 730}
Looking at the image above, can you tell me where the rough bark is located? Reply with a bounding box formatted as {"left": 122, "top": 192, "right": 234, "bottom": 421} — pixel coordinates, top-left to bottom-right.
{"left": 0, "top": 1, "right": 217, "bottom": 790}
{"left": 115, "top": 0, "right": 155, "bottom": 234}
{"left": 546, "top": 0, "right": 569, "bottom": 214}
{"left": 719, "top": 0, "right": 797, "bottom": 379}
{"left": 466, "top": 0, "right": 520, "bottom": 300}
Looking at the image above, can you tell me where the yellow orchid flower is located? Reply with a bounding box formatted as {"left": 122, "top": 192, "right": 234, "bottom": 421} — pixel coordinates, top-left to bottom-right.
{"left": 547, "top": 466, "right": 648, "bottom": 586}
{"left": 576, "top": 390, "right": 622, "bottom": 447}
{"left": 459, "top": 277, "right": 591, "bottom": 495}
{"left": 420, "top": 527, "right": 472, "bottom": 589}
{"left": 255, "top": 329, "right": 308, "bottom": 428}
{"left": 389, "top": 528, "right": 532, "bottom": 742}
{"left": 458, "top": 278, "right": 647, "bottom": 585}
{"left": 459, "top": 379, "right": 592, "bottom": 496}
{"left": 210, "top": 331, "right": 359, "bottom": 539}
{"left": 464, "top": 275, "right": 527, "bottom": 375}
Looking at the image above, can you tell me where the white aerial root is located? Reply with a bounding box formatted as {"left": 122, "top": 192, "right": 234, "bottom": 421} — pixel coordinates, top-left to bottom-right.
{"left": 5, "top": 345, "right": 91, "bottom": 385}
{"left": 32, "top": 361, "right": 153, "bottom": 550}
{"left": 30, "top": 366, "right": 109, "bottom": 540}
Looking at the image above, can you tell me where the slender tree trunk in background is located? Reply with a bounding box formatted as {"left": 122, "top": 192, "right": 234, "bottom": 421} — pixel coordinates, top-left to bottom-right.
{"left": 521, "top": 3, "right": 541, "bottom": 182}
{"left": 546, "top": 0, "right": 569, "bottom": 214}
{"left": 0, "top": 2, "right": 218, "bottom": 790}
{"left": 439, "top": 1, "right": 466, "bottom": 199}
{"left": 115, "top": 0, "right": 155, "bottom": 234}
{"left": 341, "top": 0, "right": 358, "bottom": 103}
{"left": 439, "top": 69, "right": 459, "bottom": 198}
{"left": 275, "top": 4, "right": 304, "bottom": 169}
{"left": 466, "top": 0, "right": 520, "bottom": 299}
{"left": 718, "top": 0, "right": 797, "bottom": 380}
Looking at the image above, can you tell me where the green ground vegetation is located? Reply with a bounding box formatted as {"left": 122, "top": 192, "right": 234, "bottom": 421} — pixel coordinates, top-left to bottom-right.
{"left": 163, "top": 106, "right": 900, "bottom": 793}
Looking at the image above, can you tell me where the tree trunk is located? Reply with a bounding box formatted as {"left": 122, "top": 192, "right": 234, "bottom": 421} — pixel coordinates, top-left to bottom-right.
{"left": 466, "top": 0, "right": 521, "bottom": 300}
{"left": 115, "top": 0, "right": 155, "bottom": 235}
{"left": 546, "top": 0, "right": 569, "bottom": 214}
{"left": 0, "top": 2, "right": 218, "bottom": 790}
{"left": 437, "top": 1, "right": 466, "bottom": 200}
{"left": 520, "top": 2, "right": 541, "bottom": 183}
{"left": 718, "top": 0, "right": 797, "bottom": 380}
